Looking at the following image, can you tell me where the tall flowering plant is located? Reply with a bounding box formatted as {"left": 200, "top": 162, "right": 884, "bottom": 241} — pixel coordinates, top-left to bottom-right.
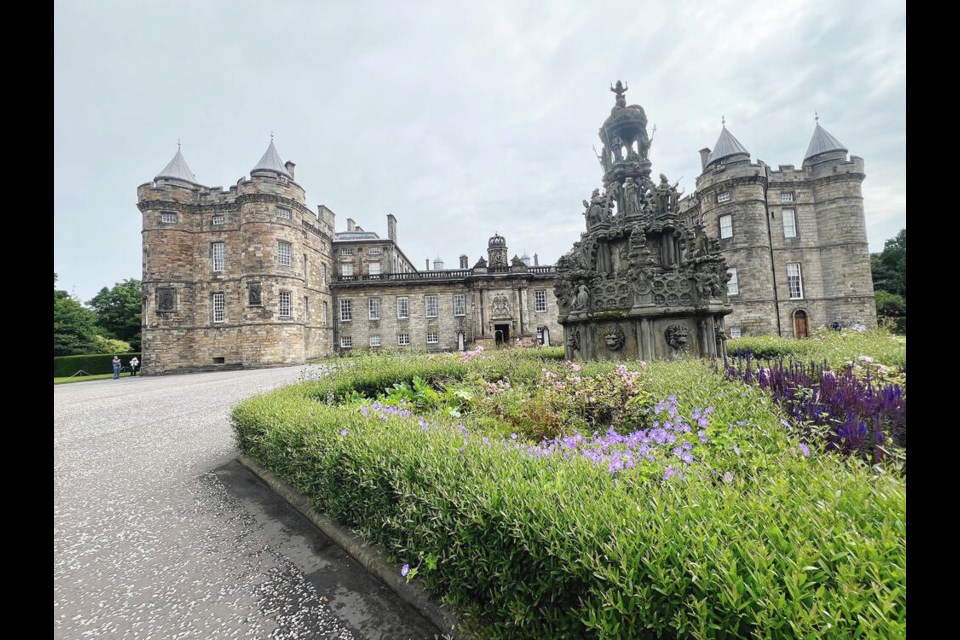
{"left": 722, "top": 350, "right": 905, "bottom": 463}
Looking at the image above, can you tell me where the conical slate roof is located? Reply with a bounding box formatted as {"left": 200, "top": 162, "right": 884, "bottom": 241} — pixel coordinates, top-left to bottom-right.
{"left": 155, "top": 146, "right": 198, "bottom": 183}
{"left": 251, "top": 138, "right": 290, "bottom": 176}
{"left": 706, "top": 125, "right": 750, "bottom": 166}
{"left": 804, "top": 123, "right": 847, "bottom": 161}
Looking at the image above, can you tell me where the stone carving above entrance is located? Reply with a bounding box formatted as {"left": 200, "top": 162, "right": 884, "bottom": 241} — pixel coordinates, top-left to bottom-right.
{"left": 491, "top": 292, "right": 511, "bottom": 318}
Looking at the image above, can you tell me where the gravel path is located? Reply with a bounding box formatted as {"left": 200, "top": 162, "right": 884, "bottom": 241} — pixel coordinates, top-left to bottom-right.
{"left": 54, "top": 366, "right": 442, "bottom": 639}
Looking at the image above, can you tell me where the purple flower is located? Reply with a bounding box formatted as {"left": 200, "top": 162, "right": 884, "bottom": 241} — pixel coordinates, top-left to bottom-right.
{"left": 340, "top": 428, "right": 349, "bottom": 436}
{"left": 663, "top": 466, "right": 676, "bottom": 480}
{"left": 798, "top": 443, "right": 810, "bottom": 457}
{"left": 401, "top": 564, "right": 410, "bottom": 577}
{"left": 724, "top": 471, "right": 734, "bottom": 483}
{"left": 733, "top": 445, "right": 741, "bottom": 456}
{"left": 681, "top": 452, "right": 694, "bottom": 464}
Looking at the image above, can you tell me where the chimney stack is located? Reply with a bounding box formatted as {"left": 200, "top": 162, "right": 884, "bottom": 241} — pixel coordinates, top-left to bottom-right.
{"left": 284, "top": 161, "right": 296, "bottom": 180}
{"left": 699, "top": 148, "right": 711, "bottom": 171}
{"left": 347, "top": 218, "right": 356, "bottom": 232}
{"left": 387, "top": 214, "right": 397, "bottom": 244}
{"left": 533, "top": 253, "right": 539, "bottom": 266}
{"left": 425, "top": 258, "right": 430, "bottom": 270}
{"left": 459, "top": 254, "right": 468, "bottom": 269}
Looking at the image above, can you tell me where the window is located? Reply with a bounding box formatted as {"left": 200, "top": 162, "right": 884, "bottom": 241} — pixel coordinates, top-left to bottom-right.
{"left": 341, "top": 263, "right": 354, "bottom": 277}
{"left": 717, "top": 192, "right": 731, "bottom": 204}
{"left": 304, "top": 254, "right": 308, "bottom": 279}
{"left": 369, "top": 336, "right": 381, "bottom": 347}
{"left": 321, "top": 263, "right": 328, "bottom": 284}
{"left": 322, "top": 301, "right": 328, "bottom": 324}
{"left": 427, "top": 332, "right": 439, "bottom": 344}
{"left": 340, "top": 299, "right": 352, "bottom": 322}
{"left": 397, "top": 296, "right": 409, "bottom": 319}
{"left": 212, "top": 213, "right": 224, "bottom": 225}
{"left": 728, "top": 326, "right": 742, "bottom": 338}
{"left": 213, "top": 292, "right": 225, "bottom": 323}
{"left": 787, "top": 263, "right": 804, "bottom": 299}
{"left": 368, "top": 262, "right": 381, "bottom": 275}
{"left": 248, "top": 283, "right": 262, "bottom": 306}
{"left": 369, "top": 297, "right": 381, "bottom": 320}
{"left": 398, "top": 333, "right": 410, "bottom": 346}
{"left": 368, "top": 247, "right": 382, "bottom": 256}
{"left": 277, "top": 207, "right": 291, "bottom": 220}
{"left": 157, "top": 288, "right": 176, "bottom": 311}
{"left": 780, "top": 192, "right": 794, "bottom": 203}
{"left": 279, "top": 291, "right": 292, "bottom": 319}
{"left": 340, "top": 336, "right": 353, "bottom": 349}
{"left": 719, "top": 215, "right": 733, "bottom": 239}
{"left": 453, "top": 294, "right": 466, "bottom": 317}
{"left": 212, "top": 242, "right": 225, "bottom": 272}
{"left": 341, "top": 247, "right": 353, "bottom": 256}
{"left": 160, "top": 211, "right": 177, "bottom": 224}
{"left": 727, "top": 268, "right": 739, "bottom": 296}
{"left": 278, "top": 241, "right": 292, "bottom": 267}
{"left": 534, "top": 290, "right": 547, "bottom": 312}
{"left": 304, "top": 296, "right": 309, "bottom": 320}
{"left": 782, "top": 209, "right": 797, "bottom": 238}
{"left": 425, "top": 295, "right": 438, "bottom": 317}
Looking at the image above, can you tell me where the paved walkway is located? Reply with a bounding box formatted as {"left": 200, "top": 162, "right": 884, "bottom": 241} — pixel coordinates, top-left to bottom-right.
{"left": 54, "top": 367, "right": 443, "bottom": 639}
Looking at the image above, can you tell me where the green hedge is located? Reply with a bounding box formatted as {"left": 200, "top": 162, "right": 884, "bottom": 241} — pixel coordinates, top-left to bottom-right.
{"left": 727, "top": 328, "right": 906, "bottom": 369}
{"left": 53, "top": 352, "right": 141, "bottom": 377}
{"left": 234, "top": 352, "right": 906, "bottom": 639}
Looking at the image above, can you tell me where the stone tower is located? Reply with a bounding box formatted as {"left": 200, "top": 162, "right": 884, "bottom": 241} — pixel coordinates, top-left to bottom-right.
{"left": 695, "top": 117, "right": 877, "bottom": 337}
{"left": 138, "top": 138, "right": 334, "bottom": 374}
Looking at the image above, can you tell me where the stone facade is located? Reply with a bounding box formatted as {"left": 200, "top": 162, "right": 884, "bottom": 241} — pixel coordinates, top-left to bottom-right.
{"left": 691, "top": 123, "right": 877, "bottom": 337}
{"left": 332, "top": 233, "right": 563, "bottom": 355}
{"left": 139, "top": 105, "right": 876, "bottom": 373}
{"left": 138, "top": 143, "right": 562, "bottom": 374}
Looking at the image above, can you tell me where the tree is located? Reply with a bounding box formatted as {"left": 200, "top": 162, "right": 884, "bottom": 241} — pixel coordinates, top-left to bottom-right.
{"left": 88, "top": 279, "right": 143, "bottom": 351}
{"left": 54, "top": 279, "right": 99, "bottom": 356}
{"left": 874, "top": 290, "right": 906, "bottom": 317}
{"left": 871, "top": 228, "right": 906, "bottom": 299}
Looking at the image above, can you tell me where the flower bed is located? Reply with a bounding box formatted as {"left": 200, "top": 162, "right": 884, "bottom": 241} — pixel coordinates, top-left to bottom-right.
{"left": 234, "top": 349, "right": 905, "bottom": 639}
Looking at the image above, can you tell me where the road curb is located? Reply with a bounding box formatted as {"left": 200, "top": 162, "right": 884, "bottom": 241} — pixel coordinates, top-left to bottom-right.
{"left": 236, "top": 454, "right": 472, "bottom": 640}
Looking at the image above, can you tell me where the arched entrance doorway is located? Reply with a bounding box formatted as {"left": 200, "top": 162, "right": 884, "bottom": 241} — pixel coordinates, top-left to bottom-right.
{"left": 793, "top": 309, "right": 809, "bottom": 338}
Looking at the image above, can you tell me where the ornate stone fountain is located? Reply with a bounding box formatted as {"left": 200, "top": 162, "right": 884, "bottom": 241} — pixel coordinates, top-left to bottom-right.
{"left": 555, "top": 81, "right": 733, "bottom": 361}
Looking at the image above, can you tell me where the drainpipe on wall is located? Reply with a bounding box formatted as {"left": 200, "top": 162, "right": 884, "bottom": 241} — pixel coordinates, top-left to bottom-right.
{"left": 761, "top": 163, "right": 782, "bottom": 336}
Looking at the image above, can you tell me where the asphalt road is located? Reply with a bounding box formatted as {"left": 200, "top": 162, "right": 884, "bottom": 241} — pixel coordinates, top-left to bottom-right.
{"left": 54, "top": 366, "right": 443, "bottom": 640}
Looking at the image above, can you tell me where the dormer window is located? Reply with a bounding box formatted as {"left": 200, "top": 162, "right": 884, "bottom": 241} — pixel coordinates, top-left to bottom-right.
{"left": 160, "top": 212, "right": 177, "bottom": 224}
{"left": 717, "top": 192, "right": 731, "bottom": 204}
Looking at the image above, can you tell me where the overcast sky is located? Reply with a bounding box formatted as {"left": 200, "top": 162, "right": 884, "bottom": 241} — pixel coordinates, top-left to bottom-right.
{"left": 54, "top": 0, "right": 905, "bottom": 304}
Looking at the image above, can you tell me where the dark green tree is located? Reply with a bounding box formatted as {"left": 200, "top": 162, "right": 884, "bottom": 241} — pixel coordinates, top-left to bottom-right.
{"left": 88, "top": 279, "right": 143, "bottom": 351}
{"left": 871, "top": 228, "right": 906, "bottom": 299}
{"left": 54, "top": 276, "right": 99, "bottom": 356}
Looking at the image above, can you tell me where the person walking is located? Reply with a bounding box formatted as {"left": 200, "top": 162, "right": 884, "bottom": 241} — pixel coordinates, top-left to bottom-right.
{"left": 112, "top": 355, "right": 122, "bottom": 380}
{"left": 129, "top": 356, "right": 140, "bottom": 377}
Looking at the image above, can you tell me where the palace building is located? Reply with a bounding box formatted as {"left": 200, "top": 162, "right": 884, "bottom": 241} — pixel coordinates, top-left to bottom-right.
{"left": 138, "top": 88, "right": 875, "bottom": 374}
